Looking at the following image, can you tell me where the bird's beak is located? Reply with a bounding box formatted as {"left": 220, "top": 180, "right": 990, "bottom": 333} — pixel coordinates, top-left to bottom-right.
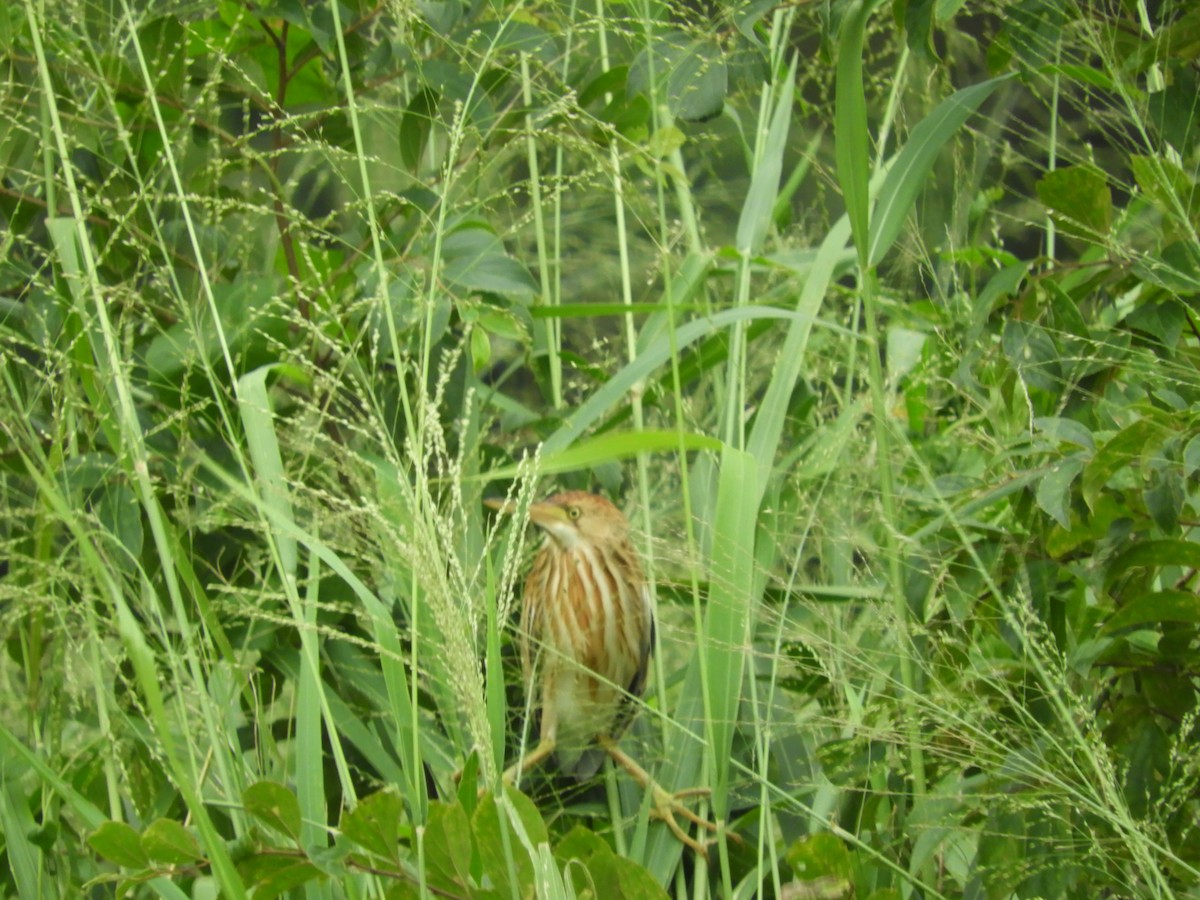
{"left": 484, "top": 497, "right": 571, "bottom": 531}
{"left": 527, "top": 501, "right": 570, "bottom": 529}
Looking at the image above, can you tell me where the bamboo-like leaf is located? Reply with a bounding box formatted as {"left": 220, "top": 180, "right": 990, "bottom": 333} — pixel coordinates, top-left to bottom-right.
{"left": 542, "top": 306, "right": 815, "bottom": 455}
{"left": 701, "top": 446, "right": 760, "bottom": 817}
{"left": 835, "top": 0, "right": 879, "bottom": 263}
{"left": 736, "top": 56, "right": 797, "bottom": 254}
{"left": 869, "top": 75, "right": 1013, "bottom": 266}
{"left": 238, "top": 367, "right": 297, "bottom": 577}
{"left": 483, "top": 430, "right": 721, "bottom": 482}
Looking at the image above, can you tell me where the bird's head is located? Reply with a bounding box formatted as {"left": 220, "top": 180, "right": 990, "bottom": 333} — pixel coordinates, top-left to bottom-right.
{"left": 486, "top": 491, "right": 629, "bottom": 552}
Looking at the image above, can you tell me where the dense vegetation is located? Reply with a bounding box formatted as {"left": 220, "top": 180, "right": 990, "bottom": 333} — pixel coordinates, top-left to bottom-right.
{"left": 2, "top": 0, "right": 1199, "bottom": 896}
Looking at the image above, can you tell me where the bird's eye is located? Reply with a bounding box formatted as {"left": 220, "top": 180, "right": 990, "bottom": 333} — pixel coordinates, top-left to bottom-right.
{"left": 568, "top": 506, "right": 581, "bottom": 520}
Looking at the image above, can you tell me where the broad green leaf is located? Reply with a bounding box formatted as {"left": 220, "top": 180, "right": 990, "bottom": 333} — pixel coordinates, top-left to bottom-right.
{"left": 236, "top": 854, "right": 324, "bottom": 900}
{"left": 340, "top": 790, "right": 403, "bottom": 863}
{"left": 1129, "top": 154, "right": 1196, "bottom": 229}
{"left": 442, "top": 227, "right": 537, "bottom": 298}
{"left": 400, "top": 87, "right": 439, "bottom": 173}
{"left": 1105, "top": 590, "right": 1200, "bottom": 631}
{"left": 1143, "top": 469, "right": 1183, "bottom": 533}
{"left": 243, "top": 782, "right": 302, "bottom": 841}
{"left": 88, "top": 821, "right": 150, "bottom": 869}
{"left": 473, "top": 789, "right": 545, "bottom": 897}
{"left": 1036, "top": 165, "right": 1113, "bottom": 241}
{"left": 470, "top": 325, "right": 490, "bottom": 372}
{"left": 1106, "top": 539, "right": 1200, "bottom": 587}
{"left": 578, "top": 64, "right": 628, "bottom": 107}
{"left": 786, "top": 831, "right": 853, "bottom": 881}
{"left": 1082, "top": 416, "right": 1172, "bottom": 510}
{"left": 1132, "top": 240, "right": 1200, "bottom": 294}
{"left": 1035, "top": 456, "right": 1083, "bottom": 529}
{"left": 424, "top": 801, "right": 473, "bottom": 890}
{"left": 1148, "top": 67, "right": 1200, "bottom": 157}
{"left": 886, "top": 327, "right": 926, "bottom": 382}
{"left": 1184, "top": 432, "right": 1200, "bottom": 477}
{"left": 1002, "top": 320, "right": 1061, "bottom": 393}
{"left": 141, "top": 818, "right": 202, "bottom": 865}
{"left": 1034, "top": 416, "right": 1094, "bottom": 451}
{"left": 557, "top": 825, "right": 667, "bottom": 899}
{"left": 628, "top": 31, "right": 727, "bottom": 121}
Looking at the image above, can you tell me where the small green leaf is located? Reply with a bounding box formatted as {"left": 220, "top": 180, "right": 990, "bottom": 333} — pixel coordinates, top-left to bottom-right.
{"left": 424, "top": 801, "right": 473, "bottom": 890}
{"left": 556, "top": 826, "right": 667, "bottom": 899}
{"left": 96, "top": 479, "right": 143, "bottom": 565}
{"left": 444, "top": 253, "right": 537, "bottom": 297}
{"left": 88, "top": 821, "right": 150, "bottom": 869}
{"left": 628, "top": 32, "right": 727, "bottom": 121}
{"left": 1035, "top": 456, "right": 1083, "bottom": 529}
{"left": 1183, "top": 432, "right": 1200, "bottom": 478}
{"left": 237, "top": 853, "right": 324, "bottom": 899}
{"left": 786, "top": 831, "right": 853, "bottom": 880}
{"left": 141, "top": 818, "right": 201, "bottom": 865}
{"left": 1081, "top": 416, "right": 1172, "bottom": 510}
{"left": 477, "top": 307, "right": 528, "bottom": 342}
{"left": 400, "top": 87, "right": 439, "bottom": 173}
{"left": 886, "top": 327, "right": 926, "bottom": 382}
{"left": 1106, "top": 540, "right": 1200, "bottom": 586}
{"left": 243, "top": 782, "right": 302, "bottom": 841}
{"left": 1105, "top": 590, "right": 1200, "bottom": 631}
{"left": 1002, "top": 320, "right": 1061, "bottom": 393}
{"left": 1036, "top": 165, "right": 1113, "bottom": 241}
{"left": 442, "top": 227, "right": 537, "bottom": 298}
{"left": 473, "top": 788, "right": 546, "bottom": 896}
{"left": 339, "top": 790, "right": 402, "bottom": 863}
{"left": 1143, "top": 469, "right": 1183, "bottom": 533}
{"left": 1034, "top": 416, "right": 1094, "bottom": 451}
{"left": 646, "top": 124, "right": 686, "bottom": 159}
{"left": 469, "top": 325, "right": 491, "bottom": 373}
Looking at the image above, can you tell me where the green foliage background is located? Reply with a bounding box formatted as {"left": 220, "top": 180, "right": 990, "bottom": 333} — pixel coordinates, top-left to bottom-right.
{"left": 2, "top": 0, "right": 1200, "bottom": 896}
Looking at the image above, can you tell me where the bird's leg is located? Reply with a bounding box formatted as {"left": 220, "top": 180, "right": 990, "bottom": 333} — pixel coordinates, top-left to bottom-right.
{"left": 501, "top": 736, "right": 556, "bottom": 786}
{"left": 502, "top": 702, "right": 558, "bottom": 788}
{"left": 596, "top": 734, "right": 720, "bottom": 858}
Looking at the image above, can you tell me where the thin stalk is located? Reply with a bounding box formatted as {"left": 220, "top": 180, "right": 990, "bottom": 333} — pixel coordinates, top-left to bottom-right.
{"left": 595, "top": 0, "right": 659, "bottom": 862}
{"left": 522, "top": 53, "right": 561, "bottom": 409}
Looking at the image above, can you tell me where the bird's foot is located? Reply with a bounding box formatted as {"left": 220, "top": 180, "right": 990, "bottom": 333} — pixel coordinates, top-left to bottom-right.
{"left": 598, "top": 734, "right": 727, "bottom": 859}
{"left": 647, "top": 782, "right": 720, "bottom": 858}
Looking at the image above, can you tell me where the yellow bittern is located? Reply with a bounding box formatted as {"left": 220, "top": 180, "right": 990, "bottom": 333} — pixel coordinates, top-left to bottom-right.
{"left": 487, "top": 491, "right": 716, "bottom": 855}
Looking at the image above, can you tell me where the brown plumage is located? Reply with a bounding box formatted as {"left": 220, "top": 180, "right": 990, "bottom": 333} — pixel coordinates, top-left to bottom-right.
{"left": 515, "top": 491, "right": 653, "bottom": 776}
{"left": 487, "top": 491, "right": 717, "bottom": 856}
